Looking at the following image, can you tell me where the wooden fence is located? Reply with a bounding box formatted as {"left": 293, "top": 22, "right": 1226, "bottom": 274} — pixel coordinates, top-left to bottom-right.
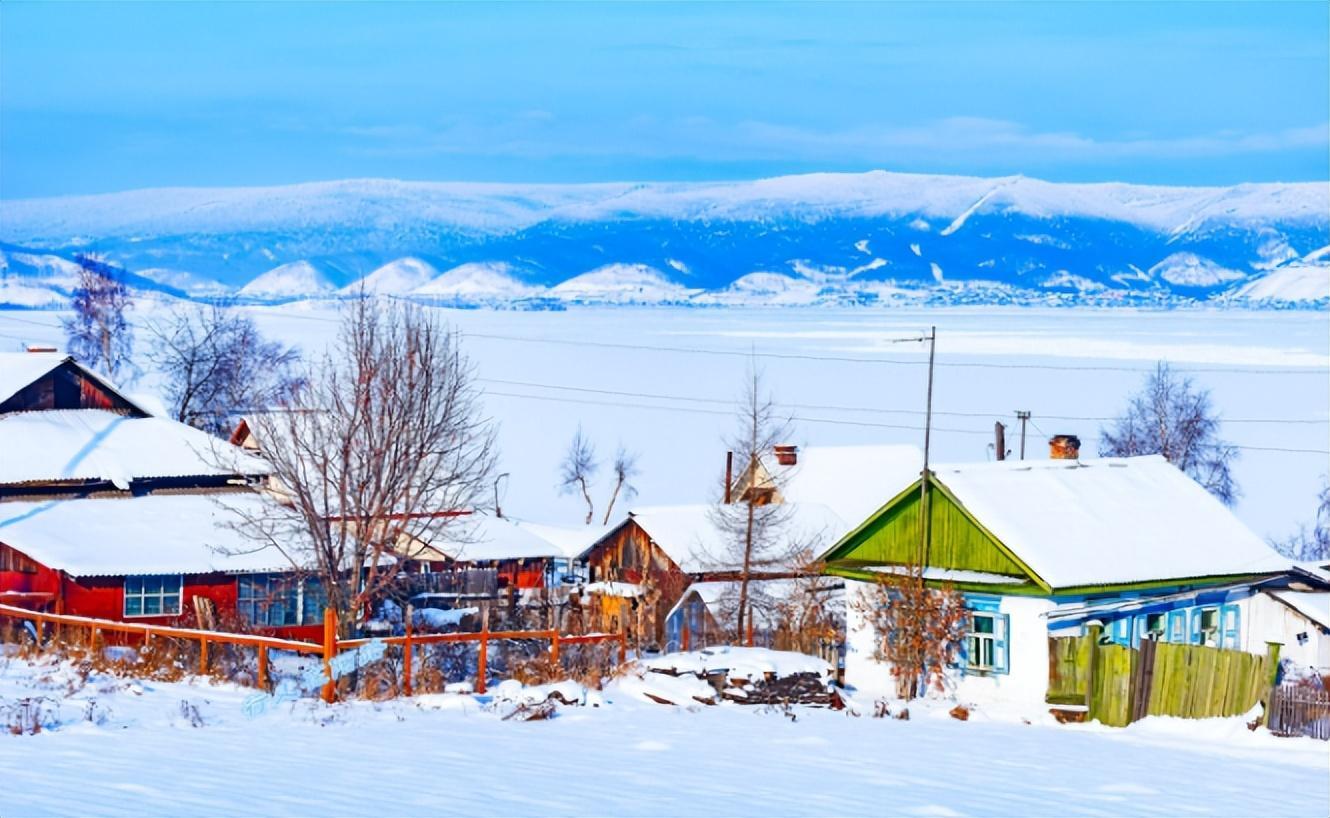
{"left": 1047, "top": 632, "right": 1272, "bottom": 728}
{"left": 1267, "top": 685, "right": 1330, "bottom": 741}
{"left": 0, "top": 603, "right": 627, "bottom": 702}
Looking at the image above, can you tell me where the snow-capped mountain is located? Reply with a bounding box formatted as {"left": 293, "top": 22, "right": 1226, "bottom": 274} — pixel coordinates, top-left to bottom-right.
{"left": 412, "top": 262, "right": 544, "bottom": 301}
{"left": 550, "top": 263, "right": 697, "bottom": 304}
{"left": 1, "top": 171, "right": 1326, "bottom": 307}
{"left": 342, "top": 257, "right": 438, "bottom": 295}
{"left": 238, "top": 260, "right": 336, "bottom": 299}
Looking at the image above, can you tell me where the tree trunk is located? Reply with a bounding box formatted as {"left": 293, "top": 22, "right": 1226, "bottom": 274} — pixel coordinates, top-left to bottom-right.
{"left": 736, "top": 500, "right": 755, "bottom": 641}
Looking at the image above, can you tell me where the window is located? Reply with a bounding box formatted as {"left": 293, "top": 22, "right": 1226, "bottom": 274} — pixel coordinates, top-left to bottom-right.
{"left": 965, "top": 611, "right": 1009, "bottom": 674}
{"left": 124, "top": 575, "right": 183, "bottom": 617}
{"left": 1142, "top": 613, "right": 1165, "bottom": 642}
{"left": 1190, "top": 606, "right": 1221, "bottom": 647}
{"left": 1167, "top": 610, "right": 1187, "bottom": 643}
{"left": 1220, "top": 604, "right": 1241, "bottom": 649}
{"left": 238, "top": 574, "right": 323, "bottom": 627}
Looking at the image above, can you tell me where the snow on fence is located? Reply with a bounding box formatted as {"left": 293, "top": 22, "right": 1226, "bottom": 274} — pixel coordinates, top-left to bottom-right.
{"left": 0, "top": 603, "right": 627, "bottom": 702}
{"left": 1046, "top": 633, "right": 1274, "bottom": 728}
{"left": 1267, "top": 685, "right": 1330, "bottom": 741}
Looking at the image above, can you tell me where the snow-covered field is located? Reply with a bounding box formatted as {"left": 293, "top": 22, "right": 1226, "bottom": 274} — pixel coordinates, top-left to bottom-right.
{"left": 0, "top": 305, "right": 1325, "bottom": 541}
{"left": 1, "top": 649, "right": 1326, "bottom": 817}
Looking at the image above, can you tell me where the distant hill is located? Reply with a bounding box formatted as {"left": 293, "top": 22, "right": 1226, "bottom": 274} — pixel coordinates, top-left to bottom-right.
{"left": 2, "top": 171, "right": 1326, "bottom": 308}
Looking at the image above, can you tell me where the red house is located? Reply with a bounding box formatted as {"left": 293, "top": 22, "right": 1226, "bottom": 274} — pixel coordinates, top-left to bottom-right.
{"left": 0, "top": 352, "right": 322, "bottom": 640}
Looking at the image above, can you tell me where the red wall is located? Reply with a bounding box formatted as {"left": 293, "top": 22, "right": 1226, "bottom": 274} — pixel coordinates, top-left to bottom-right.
{"left": 1, "top": 551, "right": 319, "bottom": 641}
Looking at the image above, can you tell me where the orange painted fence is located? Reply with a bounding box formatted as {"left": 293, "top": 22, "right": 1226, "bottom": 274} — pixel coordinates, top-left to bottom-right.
{"left": 0, "top": 604, "right": 627, "bottom": 701}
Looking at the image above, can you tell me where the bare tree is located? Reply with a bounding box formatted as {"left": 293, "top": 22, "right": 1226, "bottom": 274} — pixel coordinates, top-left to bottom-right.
{"left": 145, "top": 302, "right": 303, "bottom": 435}
{"left": 62, "top": 254, "right": 135, "bottom": 382}
{"left": 708, "top": 363, "right": 796, "bottom": 640}
{"left": 601, "top": 446, "right": 640, "bottom": 525}
{"left": 850, "top": 572, "right": 968, "bottom": 700}
{"left": 1274, "top": 480, "right": 1330, "bottom": 561}
{"left": 1099, "top": 362, "right": 1239, "bottom": 505}
{"left": 560, "top": 426, "right": 599, "bottom": 524}
{"left": 225, "top": 299, "right": 496, "bottom": 632}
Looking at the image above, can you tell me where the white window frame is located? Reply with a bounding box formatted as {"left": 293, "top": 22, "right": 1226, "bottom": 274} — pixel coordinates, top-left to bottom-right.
{"left": 123, "top": 574, "right": 184, "bottom": 618}
{"left": 966, "top": 611, "right": 1006, "bottom": 674}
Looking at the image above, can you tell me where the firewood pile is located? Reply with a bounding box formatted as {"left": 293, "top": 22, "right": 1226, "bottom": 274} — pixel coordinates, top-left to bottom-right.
{"left": 647, "top": 667, "right": 837, "bottom": 707}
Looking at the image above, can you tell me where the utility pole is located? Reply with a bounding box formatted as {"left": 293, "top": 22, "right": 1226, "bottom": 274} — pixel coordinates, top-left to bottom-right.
{"left": 994, "top": 421, "right": 1006, "bottom": 461}
{"left": 917, "top": 326, "right": 937, "bottom": 567}
{"left": 1015, "top": 411, "right": 1031, "bottom": 460}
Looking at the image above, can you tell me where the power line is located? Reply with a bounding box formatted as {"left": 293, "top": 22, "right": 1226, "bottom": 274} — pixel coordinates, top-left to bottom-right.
{"left": 463, "top": 330, "right": 1326, "bottom": 376}
{"left": 483, "top": 388, "right": 1330, "bottom": 455}
{"left": 478, "top": 376, "right": 1327, "bottom": 426}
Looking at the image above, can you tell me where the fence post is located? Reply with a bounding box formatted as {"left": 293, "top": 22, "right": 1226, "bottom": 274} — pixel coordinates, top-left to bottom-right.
{"left": 1259, "top": 641, "right": 1283, "bottom": 726}
{"left": 403, "top": 604, "right": 414, "bottom": 697}
{"left": 1085, "top": 622, "right": 1102, "bottom": 717}
{"left": 476, "top": 607, "right": 489, "bottom": 695}
{"left": 550, "top": 629, "right": 560, "bottom": 665}
{"left": 321, "top": 607, "right": 337, "bottom": 703}
{"left": 89, "top": 625, "right": 99, "bottom": 652}
{"left": 257, "top": 644, "right": 269, "bottom": 691}
{"left": 199, "top": 637, "right": 209, "bottom": 675}
{"left": 618, "top": 631, "right": 627, "bottom": 665}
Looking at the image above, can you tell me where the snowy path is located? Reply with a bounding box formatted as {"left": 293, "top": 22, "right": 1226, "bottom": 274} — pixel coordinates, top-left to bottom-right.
{"left": 2, "top": 673, "right": 1325, "bottom": 817}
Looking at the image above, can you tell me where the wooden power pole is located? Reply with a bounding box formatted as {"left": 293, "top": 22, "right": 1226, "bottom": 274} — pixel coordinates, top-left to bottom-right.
{"left": 1015, "top": 410, "right": 1031, "bottom": 460}
{"left": 994, "top": 421, "right": 1006, "bottom": 461}
{"left": 917, "top": 326, "right": 937, "bottom": 567}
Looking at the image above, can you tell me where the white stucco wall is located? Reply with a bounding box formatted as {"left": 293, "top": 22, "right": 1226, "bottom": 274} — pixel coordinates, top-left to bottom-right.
{"left": 1242, "top": 592, "right": 1330, "bottom": 672}
{"left": 843, "top": 580, "right": 1055, "bottom": 708}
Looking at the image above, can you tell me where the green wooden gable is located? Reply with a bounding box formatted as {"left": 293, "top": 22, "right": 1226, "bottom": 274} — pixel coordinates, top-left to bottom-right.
{"left": 822, "top": 477, "right": 1051, "bottom": 592}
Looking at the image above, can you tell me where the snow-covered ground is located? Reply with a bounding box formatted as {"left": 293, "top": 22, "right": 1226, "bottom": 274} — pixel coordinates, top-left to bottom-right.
{"left": 0, "top": 305, "right": 1325, "bottom": 541}
{"left": 1, "top": 649, "right": 1325, "bottom": 817}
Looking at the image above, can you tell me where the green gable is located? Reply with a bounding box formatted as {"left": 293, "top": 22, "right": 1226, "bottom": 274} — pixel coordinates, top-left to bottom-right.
{"left": 822, "top": 477, "right": 1049, "bottom": 591}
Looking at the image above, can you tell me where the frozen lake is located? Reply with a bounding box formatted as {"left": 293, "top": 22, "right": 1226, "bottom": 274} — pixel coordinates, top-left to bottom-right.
{"left": 1, "top": 305, "right": 1326, "bottom": 541}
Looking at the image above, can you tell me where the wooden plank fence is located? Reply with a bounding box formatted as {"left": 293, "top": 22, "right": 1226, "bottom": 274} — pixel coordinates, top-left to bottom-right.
{"left": 1267, "top": 686, "right": 1330, "bottom": 741}
{"left": 1047, "top": 633, "right": 1272, "bottom": 728}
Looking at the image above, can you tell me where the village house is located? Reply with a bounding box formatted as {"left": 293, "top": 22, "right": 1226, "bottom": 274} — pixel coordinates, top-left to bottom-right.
{"left": 820, "top": 436, "right": 1330, "bottom": 707}
{"left": 231, "top": 414, "right": 596, "bottom": 604}
{"left": 0, "top": 352, "right": 327, "bottom": 639}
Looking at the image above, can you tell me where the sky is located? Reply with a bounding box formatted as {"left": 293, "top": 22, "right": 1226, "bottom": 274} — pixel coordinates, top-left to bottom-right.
{"left": 1, "top": 1, "right": 1327, "bottom": 198}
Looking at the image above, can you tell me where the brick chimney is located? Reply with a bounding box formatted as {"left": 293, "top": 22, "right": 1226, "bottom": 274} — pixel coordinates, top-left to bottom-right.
{"left": 1048, "top": 434, "right": 1081, "bottom": 460}
{"left": 773, "top": 444, "right": 798, "bottom": 466}
{"left": 25, "top": 344, "right": 57, "bottom": 353}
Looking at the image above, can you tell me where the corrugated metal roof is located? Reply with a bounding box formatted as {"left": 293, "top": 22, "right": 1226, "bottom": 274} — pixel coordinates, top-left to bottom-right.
{"left": 0, "top": 492, "right": 294, "bottom": 576}
{"left": 0, "top": 409, "right": 270, "bottom": 487}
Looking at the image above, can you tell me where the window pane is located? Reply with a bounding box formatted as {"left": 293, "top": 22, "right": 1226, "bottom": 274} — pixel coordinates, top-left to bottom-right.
{"left": 972, "top": 615, "right": 994, "bottom": 634}
{"left": 163, "top": 594, "right": 180, "bottom": 614}
{"left": 125, "top": 596, "right": 141, "bottom": 616}
{"left": 126, "top": 577, "right": 143, "bottom": 594}
{"left": 143, "top": 596, "right": 161, "bottom": 615}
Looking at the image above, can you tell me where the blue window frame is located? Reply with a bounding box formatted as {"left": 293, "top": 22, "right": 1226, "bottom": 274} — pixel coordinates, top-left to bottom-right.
{"left": 1166, "top": 610, "right": 1187, "bottom": 643}
{"left": 1220, "top": 604, "right": 1241, "bottom": 649}
{"left": 965, "top": 610, "right": 1009, "bottom": 675}
{"left": 238, "top": 574, "right": 324, "bottom": 627}
{"left": 124, "top": 575, "right": 183, "bottom": 617}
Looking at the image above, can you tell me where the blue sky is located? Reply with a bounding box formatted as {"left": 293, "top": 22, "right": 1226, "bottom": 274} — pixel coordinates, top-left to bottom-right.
{"left": 2, "top": 1, "right": 1327, "bottom": 197}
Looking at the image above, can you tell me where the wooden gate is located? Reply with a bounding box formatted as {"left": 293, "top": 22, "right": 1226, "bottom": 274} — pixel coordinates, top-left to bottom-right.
{"left": 1267, "top": 686, "right": 1330, "bottom": 740}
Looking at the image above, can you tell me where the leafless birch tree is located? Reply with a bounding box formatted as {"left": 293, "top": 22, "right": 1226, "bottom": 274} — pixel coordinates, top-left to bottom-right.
{"left": 559, "top": 426, "right": 599, "bottom": 524}
{"left": 62, "top": 254, "right": 135, "bottom": 382}
{"left": 225, "top": 299, "right": 496, "bottom": 632}
{"left": 1099, "top": 362, "right": 1239, "bottom": 505}
{"left": 601, "top": 446, "right": 640, "bottom": 524}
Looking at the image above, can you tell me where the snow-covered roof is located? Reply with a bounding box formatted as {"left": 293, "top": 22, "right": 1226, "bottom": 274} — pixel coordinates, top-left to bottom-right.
{"left": 1271, "top": 591, "right": 1330, "bottom": 631}
{"left": 769, "top": 444, "right": 922, "bottom": 528}
{"left": 0, "top": 409, "right": 270, "bottom": 487}
{"left": 625, "top": 502, "right": 847, "bottom": 574}
{"left": 0, "top": 492, "right": 294, "bottom": 576}
{"left": 0, "top": 352, "right": 66, "bottom": 406}
{"left": 0, "top": 352, "right": 151, "bottom": 416}
{"left": 424, "top": 515, "right": 569, "bottom": 562}
{"left": 511, "top": 520, "right": 612, "bottom": 560}
{"left": 928, "top": 455, "right": 1293, "bottom": 589}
